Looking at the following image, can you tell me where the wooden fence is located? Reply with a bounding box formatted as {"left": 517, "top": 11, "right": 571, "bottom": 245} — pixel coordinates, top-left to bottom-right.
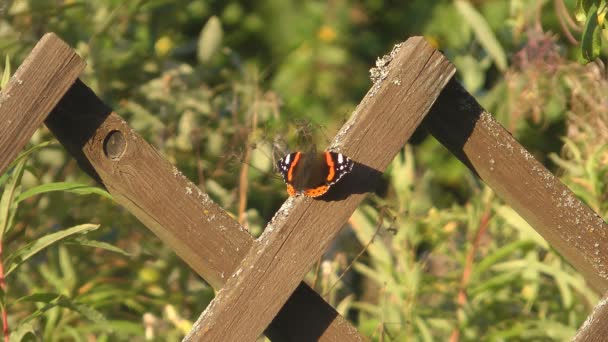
{"left": 0, "top": 33, "right": 607, "bottom": 341}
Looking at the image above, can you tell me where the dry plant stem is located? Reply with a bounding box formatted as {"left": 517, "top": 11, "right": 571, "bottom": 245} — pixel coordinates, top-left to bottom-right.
{"left": 312, "top": 257, "right": 322, "bottom": 291}
{"left": 194, "top": 132, "right": 206, "bottom": 193}
{"left": 554, "top": 0, "right": 579, "bottom": 45}
{"left": 323, "top": 214, "right": 384, "bottom": 297}
{"left": 449, "top": 209, "right": 493, "bottom": 342}
{"left": 237, "top": 85, "right": 259, "bottom": 226}
{"left": 555, "top": 0, "right": 582, "bottom": 32}
{"left": 237, "top": 145, "right": 251, "bottom": 225}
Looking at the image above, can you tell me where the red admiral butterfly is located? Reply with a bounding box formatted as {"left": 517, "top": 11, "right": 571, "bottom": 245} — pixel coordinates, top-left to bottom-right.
{"left": 277, "top": 151, "right": 354, "bottom": 197}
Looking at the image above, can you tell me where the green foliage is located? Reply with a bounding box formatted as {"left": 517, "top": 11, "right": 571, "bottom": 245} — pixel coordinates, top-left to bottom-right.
{"left": 454, "top": 0, "right": 507, "bottom": 72}
{"left": 0, "top": 144, "right": 138, "bottom": 340}
{"left": 1, "top": 0, "right": 607, "bottom": 340}
{"left": 575, "top": 0, "right": 607, "bottom": 62}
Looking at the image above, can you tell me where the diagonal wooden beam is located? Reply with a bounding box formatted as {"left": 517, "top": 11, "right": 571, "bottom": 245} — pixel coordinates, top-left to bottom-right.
{"left": 46, "top": 79, "right": 364, "bottom": 341}
{"left": 0, "top": 33, "right": 85, "bottom": 175}
{"left": 572, "top": 293, "right": 608, "bottom": 341}
{"left": 186, "top": 37, "right": 455, "bottom": 341}
{"left": 424, "top": 79, "right": 608, "bottom": 293}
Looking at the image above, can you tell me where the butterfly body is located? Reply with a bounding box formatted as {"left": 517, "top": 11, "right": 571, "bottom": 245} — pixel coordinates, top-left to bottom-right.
{"left": 277, "top": 151, "right": 354, "bottom": 197}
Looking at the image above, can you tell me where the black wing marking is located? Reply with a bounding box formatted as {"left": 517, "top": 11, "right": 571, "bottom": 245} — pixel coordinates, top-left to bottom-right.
{"left": 327, "top": 152, "right": 354, "bottom": 185}
{"left": 277, "top": 152, "right": 298, "bottom": 183}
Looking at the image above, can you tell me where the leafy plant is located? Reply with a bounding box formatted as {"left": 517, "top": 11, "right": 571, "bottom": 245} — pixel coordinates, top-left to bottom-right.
{"left": 1, "top": 1, "right": 607, "bottom": 340}
{"left": 0, "top": 142, "right": 138, "bottom": 341}
{"left": 575, "top": 0, "right": 608, "bottom": 63}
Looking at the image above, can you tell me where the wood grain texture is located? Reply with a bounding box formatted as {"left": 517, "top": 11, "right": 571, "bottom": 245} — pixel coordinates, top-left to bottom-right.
{"left": 572, "top": 294, "right": 608, "bottom": 341}
{"left": 425, "top": 79, "right": 608, "bottom": 293}
{"left": 186, "top": 37, "right": 456, "bottom": 341}
{"left": 0, "top": 33, "right": 85, "bottom": 175}
{"left": 46, "top": 80, "right": 364, "bottom": 341}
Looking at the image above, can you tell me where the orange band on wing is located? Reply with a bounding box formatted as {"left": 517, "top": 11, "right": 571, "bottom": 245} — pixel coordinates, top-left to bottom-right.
{"left": 304, "top": 185, "right": 330, "bottom": 197}
{"left": 287, "top": 152, "right": 301, "bottom": 182}
{"left": 287, "top": 184, "right": 297, "bottom": 196}
{"left": 325, "top": 152, "right": 336, "bottom": 181}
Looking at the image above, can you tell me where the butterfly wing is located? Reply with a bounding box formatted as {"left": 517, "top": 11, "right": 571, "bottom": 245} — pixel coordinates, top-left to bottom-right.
{"left": 325, "top": 151, "right": 354, "bottom": 186}
{"left": 277, "top": 152, "right": 300, "bottom": 183}
{"left": 278, "top": 151, "right": 353, "bottom": 197}
{"left": 303, "top": 185, "right": 330, "bottom": 197}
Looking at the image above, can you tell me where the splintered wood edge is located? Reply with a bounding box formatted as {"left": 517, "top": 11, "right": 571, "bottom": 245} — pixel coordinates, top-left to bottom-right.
{"left": 425, "top": 79, "right": 608, "bottom": 293}
{"left": 572, "top": 294, "right": 608, "bottom": 341}
{"left": 47, "top": 80, "right": 365, "bottom": 341}
{"left": 186, "top": 37, "right": 456, "bottom": 341}
{"left": 0, "top": 33, "right": 85, "bottom": 174}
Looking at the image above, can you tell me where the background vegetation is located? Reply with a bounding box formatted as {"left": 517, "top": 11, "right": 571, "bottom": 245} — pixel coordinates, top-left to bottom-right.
{"left": 1, "top": 0, "right": 608, "bottom": 340}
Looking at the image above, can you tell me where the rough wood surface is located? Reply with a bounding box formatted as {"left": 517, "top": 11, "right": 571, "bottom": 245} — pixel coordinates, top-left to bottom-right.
{"left": 0, "top": 33, "right": 85, "bottom": 175}
{"left": 186, "top": 37, "right": 455, "bottom": 341}
{"left": 47, "top": 80, "right": 364, "bottom": 341}
{"left": 572, "top": 294, "right": 608, "bottom": 341}
{"left": 425, "top": 79, "right": 608, "bottom": 293}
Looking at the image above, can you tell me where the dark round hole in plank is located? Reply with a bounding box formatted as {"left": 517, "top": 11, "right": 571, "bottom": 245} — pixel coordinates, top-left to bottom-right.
{"left": 103, "top": 130, "right": 126, "bottom": 160}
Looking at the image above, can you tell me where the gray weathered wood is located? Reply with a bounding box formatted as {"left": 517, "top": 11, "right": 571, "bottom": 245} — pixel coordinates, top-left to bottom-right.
{"left": 47, "top": 79, "right": 364, "bottom": 341}
{"left": 0, "top": 33, "right": 85, "bottom": 175}
{"left": 425, "top": 79, "right": 608, "bottom": 293}
{"left": 185, "top": 37, "right": 455, "bottom": 341}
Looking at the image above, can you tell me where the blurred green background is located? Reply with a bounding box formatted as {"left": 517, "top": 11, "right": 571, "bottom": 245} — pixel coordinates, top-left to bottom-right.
{"left": 1, "top": 0, "right": 608, "bottom": 340}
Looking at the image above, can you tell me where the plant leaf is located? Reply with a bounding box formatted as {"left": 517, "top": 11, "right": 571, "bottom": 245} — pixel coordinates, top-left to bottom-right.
{"left": 59, "top": 245, "right": 77, "bottom": 294}
{"left": 455, "top": 0, "right": 507, "bottom": 71}
{"left": 0, "top": 158, "right": 26, "bottom": 240}
{"left": 575, "top": 0, "right": 592, "bottom": 22}
{"left": 197, "top": 16, "right": 223, "bottom": 63}
{"left": 19, "top": 293, "right": 109, "bottom": 329}
{"left": 65, "top": 237, "right": 131, "bottom": 256}
{"left": 15, "top": 292, "right": 61, "bottom": 304}
{"left": 580, "top": 4, "right": 602, "bottom": 63}
{"left": 15, "top": 182, "right": 113, "bottom": 204}
{"left": 9, "top": 320, "right": 36, "bottom": 342}
{"left": 3, "top": 141, "right": 55, "bottom": 173}
{"left": 5, "top": 224, "right": 100, "bottom": 276}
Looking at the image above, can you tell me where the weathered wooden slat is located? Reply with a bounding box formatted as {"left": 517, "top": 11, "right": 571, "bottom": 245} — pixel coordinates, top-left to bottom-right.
{"left": 424, "top": 79, "right": 608, "bottom": 293}
{"left": 186, "top": 37, "right": 455, "bottom": 341}
{"left": 0, "top": 33, "right": 85, "bottom": 174}
{"left": 572, "top": 294, "right": 608, "bottom": 341}
{"left": 46, "top": 80, "right": 364, "bottom": 341}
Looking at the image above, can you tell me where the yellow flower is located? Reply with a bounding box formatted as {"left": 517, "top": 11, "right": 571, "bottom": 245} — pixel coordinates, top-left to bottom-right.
{"left": 318, "top": 25, "right": 337, "bottom": 43}
{"left": 155, "top": 35, "right": 174, "bottom": 57}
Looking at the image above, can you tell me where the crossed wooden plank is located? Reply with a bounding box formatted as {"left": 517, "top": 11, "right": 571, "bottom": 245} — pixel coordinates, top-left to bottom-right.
{"left": 2, "top": 33, "right": 608, "bottom": 341}
{"left": 185, "top": 38, "right": 455, "bottom": 340}
{"left": 1, "top": 33, "right": 363, "bottom": 340}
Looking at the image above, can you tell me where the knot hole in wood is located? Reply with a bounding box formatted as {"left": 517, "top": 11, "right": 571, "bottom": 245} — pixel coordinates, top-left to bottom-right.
{"left": 103, "top": 130, "right": 126, "bottom": 160}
